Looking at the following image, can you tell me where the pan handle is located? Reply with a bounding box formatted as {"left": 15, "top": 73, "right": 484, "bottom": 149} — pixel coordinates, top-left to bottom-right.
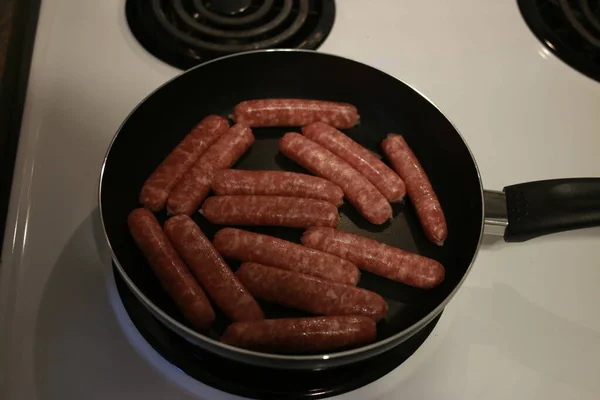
{"left": 484, "top": 178, "right": 600, "bottom": 242}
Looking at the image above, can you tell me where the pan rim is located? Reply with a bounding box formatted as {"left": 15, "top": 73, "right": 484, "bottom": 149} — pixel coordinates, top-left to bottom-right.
{"left": 97, "top": 48, "right": 485, "bottom": 363}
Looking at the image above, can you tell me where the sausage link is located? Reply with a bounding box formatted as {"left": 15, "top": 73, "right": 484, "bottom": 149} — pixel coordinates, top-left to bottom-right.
{"left": 211, "top": 169, "right": 344, "bottom": 206}
{"left": 236, "top": 262, "right": 388, "bottom": 321}
{"left": 201, "top": 195, "right": 339, "bottom": 228}
{"left": 213, "top": 228, "right": 359, "bottom": 285}
{"left": 301, "top": 227, "right": 445, "bottom": 289}
{"left": 279, "top": 132, "right": 391, "bottom": 225}
{"left": 382, "top": 134, "right": 447, "bottom": 245}
{"left": 164, "top": 215, "right": 263, "bottom": 322}
{"left": 221, "top": 316, "right": 376, "bottom": 354}
{"left": 167, "top": 123, "right": 254, "bottom": 216}
{"left": 232, "top": 99, "right": 359, "bottom": 129}
{"left": 139, "top": 115, "right": 229, "bottom": 211}
{"left": 127, "top": 208, "right": 215, "bottom": 330}
{"left": 302, "top": 122, "right": 406, "bottom": 202}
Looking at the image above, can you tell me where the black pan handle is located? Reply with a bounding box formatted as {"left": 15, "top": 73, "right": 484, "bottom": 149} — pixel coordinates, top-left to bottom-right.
{"left": 485, "top": 178, "right": 600, "bottom": 242}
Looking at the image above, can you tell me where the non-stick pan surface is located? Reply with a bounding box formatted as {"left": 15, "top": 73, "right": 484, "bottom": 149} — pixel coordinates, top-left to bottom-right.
{"left": 99, "top": 50, "right": 484, "bottom": 369}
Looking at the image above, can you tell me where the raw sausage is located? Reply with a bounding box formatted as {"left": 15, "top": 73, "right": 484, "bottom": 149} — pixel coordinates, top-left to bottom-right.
{"left": 301, "top": 227, "right": 445, "bottom": 289}
{"left": 164, "top": 215, "right": 263, "bottom": 322}
{"left": 201, "top": 195, "right": 339, "bottom": 228}
{"left": 213, "top": 228, "right": 359, "bottom": 285}
{"left": 221, "top": 316, "right": 376, "bottom": 354}
{"left": 232, "top": 99, "right": 359, "bottom": 129}
{"left": 127, "top": 208, "right": 215, "bottom": 330}
{"left": 167, "top": 123, "right": 254, "bottom": 216}
{"left": 139, "top": 115, "right": 229, "bottom": 211}
{"left": 279, "top": 132, "right": 392, "bottom": 225}
{"left": 302, "top": 122, "right": 406, "bottom": 202}
{"left": 236, "top": 262, "right": 388, "bottom": 321}
{"left": 381, "top": 134, "right": 447, "bottom": 245}
{"left": 211, "top": 169, "right": 344, "bottom": 206}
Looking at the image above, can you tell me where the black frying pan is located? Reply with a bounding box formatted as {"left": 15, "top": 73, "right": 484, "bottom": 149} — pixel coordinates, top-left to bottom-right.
{"left": 99, "top": 50, "right": 600, "bottom": 370}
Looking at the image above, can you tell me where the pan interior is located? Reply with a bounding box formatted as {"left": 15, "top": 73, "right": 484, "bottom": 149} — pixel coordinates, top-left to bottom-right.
{"left": 100, "top": 50, "right": 483, "bottom": 354}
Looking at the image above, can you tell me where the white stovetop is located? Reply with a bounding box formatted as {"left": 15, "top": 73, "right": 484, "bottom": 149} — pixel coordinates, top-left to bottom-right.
{"left": 1, "top": 0, "right": 599, "bottom": 399}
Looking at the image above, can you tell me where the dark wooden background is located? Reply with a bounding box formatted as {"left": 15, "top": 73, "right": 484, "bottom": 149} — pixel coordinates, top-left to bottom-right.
{"left": 0, "top": 0, "right": 41, "bottom": 256}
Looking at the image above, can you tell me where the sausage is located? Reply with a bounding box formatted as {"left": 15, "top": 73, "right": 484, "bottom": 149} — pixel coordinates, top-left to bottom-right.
{"left": 127, "top": 208, "right": 215, "bottom": 330}
{"left": 221, "top": 316, "right": 376, "bottom": 354}
{"left": 139, "top": 115, "right": 229, "bottom": 211}
{"left": 381, "top": 134, "right": 447, "bottom": 245}
{"left": 236, "top": 262, "right": 388, "bottom": 321}
{"left": 279, "top": 132, "right": 392, "bottom": 225}
{"left": 301, "top": 227, "right": 445, "bottom": 289}
{"left": 164, "top": 215, "right": 263, "bottom": 322}
{"left": 201, "top": 195, "right": 339, "bottom": 228}
{"left": 302, "top": 122, "right": 406, "bottom": 203}
{"left": 211, "top": 169, "right": 344, "bottom": 207}
{"left": 232, "top": 99, "right": 359, "bottom": 129}
{"left": 213, "top": 228, "right": 359, "bottom": 285}
{"left": 166, "top": 123, "right": 254, "bottom": 216}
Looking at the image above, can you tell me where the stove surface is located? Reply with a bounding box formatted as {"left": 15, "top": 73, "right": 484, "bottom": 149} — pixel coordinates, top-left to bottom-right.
{"left": 1, "top": 1, "right": 600, "bottom": 399}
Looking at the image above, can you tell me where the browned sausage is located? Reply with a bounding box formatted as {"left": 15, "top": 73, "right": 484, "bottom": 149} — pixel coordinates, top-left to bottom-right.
{"left": 232, "top": 99, "right": 359, "bottom": 129}
{"left": 201, "top": 195, "right": 339, "bottom": 228}
{"left": 139, "top": 115, "right": 229, "bottom": 211}
{"left": 279, "top": 132, "right": 392, "bottom": 225}
{"left": 221, "top": 316, "right": 376, "bottom": 354}
{"left": 236, "top": 262, "right": 388, "bottom": 322}
{"left": 127, "top": 208, "right": 215, "bottom": 330}
{"left": 302, "top": 122, "right": 406, "bottom": 202}
{"left": 213, "top": 228, "right": 359, "bottom": 285}
{"left": 381, "top": 134, "right": 447, "bottom": 245}
{"left": 166, "top": 123, "right": 254, "bottom": 216}
{"left": 211, "top": 169, "right": 344, "bottom": 206}
{"left": 301, "top": 227, "right": 445, "bottom": 289}
{"left": 164, "top": 215, "right": 263, "bottom": 322}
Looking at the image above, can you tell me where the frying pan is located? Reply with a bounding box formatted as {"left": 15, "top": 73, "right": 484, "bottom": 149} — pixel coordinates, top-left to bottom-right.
{"left": 99, "top": 50, "right": 600, "bottom": 370}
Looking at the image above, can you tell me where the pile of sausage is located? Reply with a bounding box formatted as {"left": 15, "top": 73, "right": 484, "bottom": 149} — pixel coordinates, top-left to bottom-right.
{"left": 127, "top": 99, "right": 447, "bottom": 355}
